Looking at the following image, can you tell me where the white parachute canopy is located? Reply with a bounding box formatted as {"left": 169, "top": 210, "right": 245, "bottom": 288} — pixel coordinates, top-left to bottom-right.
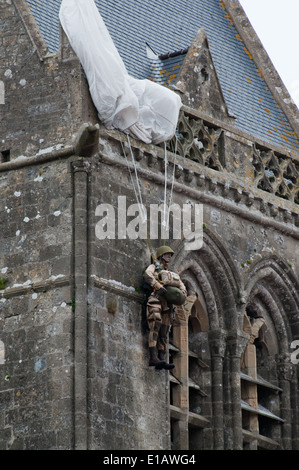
{"left": 59, "top": 0, "right": 182, "bottom": 144}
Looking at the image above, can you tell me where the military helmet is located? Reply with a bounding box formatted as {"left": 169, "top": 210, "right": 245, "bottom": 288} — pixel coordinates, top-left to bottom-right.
{"left": 156, "top": 245, "right": 174, "bottom": 259}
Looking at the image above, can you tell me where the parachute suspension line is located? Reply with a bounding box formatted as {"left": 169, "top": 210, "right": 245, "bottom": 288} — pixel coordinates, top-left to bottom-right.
{"left": 119, "top": 133, "right": 156, "bottom": 258}
{"left": 127, "top": 134, "right": 147, "bottom": 222}
{"left": 146, "top": 230, "right": 156, "bottom": 262}
{"left": 165, "top": 134, "right": 178, "bottom": 233}
{"left": 118, "top": 132, "right": 178, "bottom": 259}
{"left": 119, "top": 135, "right": 140, "bottom": 214}
{"left": 127, "top": 135, "right": 148, "bottom": 223}
{"left": 162, "top": 141, "right": 168, "bottom": 239}
{"left": 119, "top": 133, "right": 147, "bottom": 223}
{"left": 162, "top": 134, "right": 178, "bottom": 243}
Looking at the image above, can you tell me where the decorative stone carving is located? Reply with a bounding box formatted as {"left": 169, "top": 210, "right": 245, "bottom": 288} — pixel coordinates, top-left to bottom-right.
{"left": 252, "top": 144, "right": 299, "bottom": 203}
{"left": 163, "top": 109, "right": 299, "bottom": 206}
{"left": 167, "top": 112, "right": 224, "bottom": 171}
{"left": 227, "top": 329, "right": 250, "bottom": 358}
{"left": 174, "top": 28, "right": 235, "bottom": 123}
{"left": 249, "top": 317, "right": 265, "bottom": 344}
{"left": 208, "top": 329, "right": 228, "bottom": 358}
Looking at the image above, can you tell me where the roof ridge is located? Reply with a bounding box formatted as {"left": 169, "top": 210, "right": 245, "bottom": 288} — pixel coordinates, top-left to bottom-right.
{"left": 158, "top": 48, "right": 189, "bottom": 60}
{"left": 222, "top": 0, "right": 299, "bottom": 137}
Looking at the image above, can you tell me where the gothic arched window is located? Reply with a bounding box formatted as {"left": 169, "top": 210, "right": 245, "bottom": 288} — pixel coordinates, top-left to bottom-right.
{"left": 241, "top": 306, "right": 284, "bottom": 450}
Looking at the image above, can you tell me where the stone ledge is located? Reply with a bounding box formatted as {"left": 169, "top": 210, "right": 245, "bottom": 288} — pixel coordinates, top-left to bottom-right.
{"left": 0, "top": 146, "right": 74, "bottom": 172}
{"left": 90, "top": 274, "right": 145, "bottom": 303}
{"left": 0, "top": 275, "right": 70, "bottom": 299}
{"left": 100, "top": 125, "right": 299, "bottom": 217}
{"left": 98, "top": 143, "right": 299, "bottom": 240}
{"left": 170, "top": 404, "right": 210, "bottom": 428}
{"left": 242, "top": 429, "right": 281, "bottom": 449}
{"left": 0, "top": 123, "right": 99, "bottom": 172}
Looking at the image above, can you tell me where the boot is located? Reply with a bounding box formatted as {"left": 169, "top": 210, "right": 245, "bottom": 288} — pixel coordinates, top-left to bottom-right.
{"left": 158, "top": 350, "right": 175, "bottom": 370}
{"left": 149, "top": 347, "right": 166, "bottom": 369}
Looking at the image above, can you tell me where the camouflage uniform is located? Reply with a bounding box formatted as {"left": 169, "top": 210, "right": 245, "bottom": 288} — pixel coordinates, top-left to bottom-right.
{"left": 144, "top": 263, "right": 186, "bottom": 351}
{"left": 143, "top": 246, "right": 187, "bottom": 369}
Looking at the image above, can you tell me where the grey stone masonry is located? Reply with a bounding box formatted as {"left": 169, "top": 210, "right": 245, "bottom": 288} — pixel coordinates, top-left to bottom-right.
{"left": 0, "top": 0, "right": 97, "bottom": 160}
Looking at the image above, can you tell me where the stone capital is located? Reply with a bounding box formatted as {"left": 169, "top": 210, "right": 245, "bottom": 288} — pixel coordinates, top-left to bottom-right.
{"left": 227, "top": 329, "right": 250, "bottom": 358}
{"left": 208, "top": 328, "right": 228, "bottom": 358}
{"left": 72, "top": 159, "right": 90, "bottom": 174}
{"left": 277, "top": 355, "right": 294, "bottom": 381}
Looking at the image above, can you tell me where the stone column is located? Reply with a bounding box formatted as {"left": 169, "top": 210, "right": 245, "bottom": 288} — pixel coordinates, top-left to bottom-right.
{"left": 171, "top": 303, "right": 189, "bottom": 450}
{"left": 290, "top": 371, "right": 299, "bottom": 450}
{"left": 277, "top": 357, "right": 293, "bottom": 450}
{"left": 171, "top": 293, "right": 197, "bottom": 450}
{"left": 241, "top": 315, "right": 265, "bottom": 448}
{"left": 227, "top": 329, "right": 250, "bottom": 449}
{"left": 72, "top": 159, "right": 89, "bottom": 449}
{"left": 208, "top": 329, "right": 227, "bottom": 450}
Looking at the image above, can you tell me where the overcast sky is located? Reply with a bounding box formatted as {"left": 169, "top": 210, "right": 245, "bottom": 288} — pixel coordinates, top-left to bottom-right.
{"left": 239, "top": 0, "right": 299, "bottom": 109}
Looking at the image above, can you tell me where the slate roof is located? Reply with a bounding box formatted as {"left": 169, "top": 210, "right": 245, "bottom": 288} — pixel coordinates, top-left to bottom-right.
{"left": 25, "top": 0, "right": 299, "bottom": 153}
{"left": 148, "top": 50, "right": 188, "bottom": 87}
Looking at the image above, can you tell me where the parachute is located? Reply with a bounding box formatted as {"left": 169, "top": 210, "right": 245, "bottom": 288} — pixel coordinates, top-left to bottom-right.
{"left": 59, "top": 0, "right": 182, "bottom": 144}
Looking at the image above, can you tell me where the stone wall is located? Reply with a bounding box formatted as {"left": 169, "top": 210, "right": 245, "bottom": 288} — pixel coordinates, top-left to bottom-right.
{"left": 0, "top": 0, "right": 97, "bottom": 160}
{"left": 0, "top": 158, "right": 74, "bottom": 449}
{"left": 87, "top": 149, "right": 171, "bottom": 450}
{"left": 89, "top": 126, "right": 299, "bottom": 449}
{"left": 0, "top": 143, "right": 172, "bottom": 450}
{"left": 0, "top": 120, "right": 298, "bottom": 449}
